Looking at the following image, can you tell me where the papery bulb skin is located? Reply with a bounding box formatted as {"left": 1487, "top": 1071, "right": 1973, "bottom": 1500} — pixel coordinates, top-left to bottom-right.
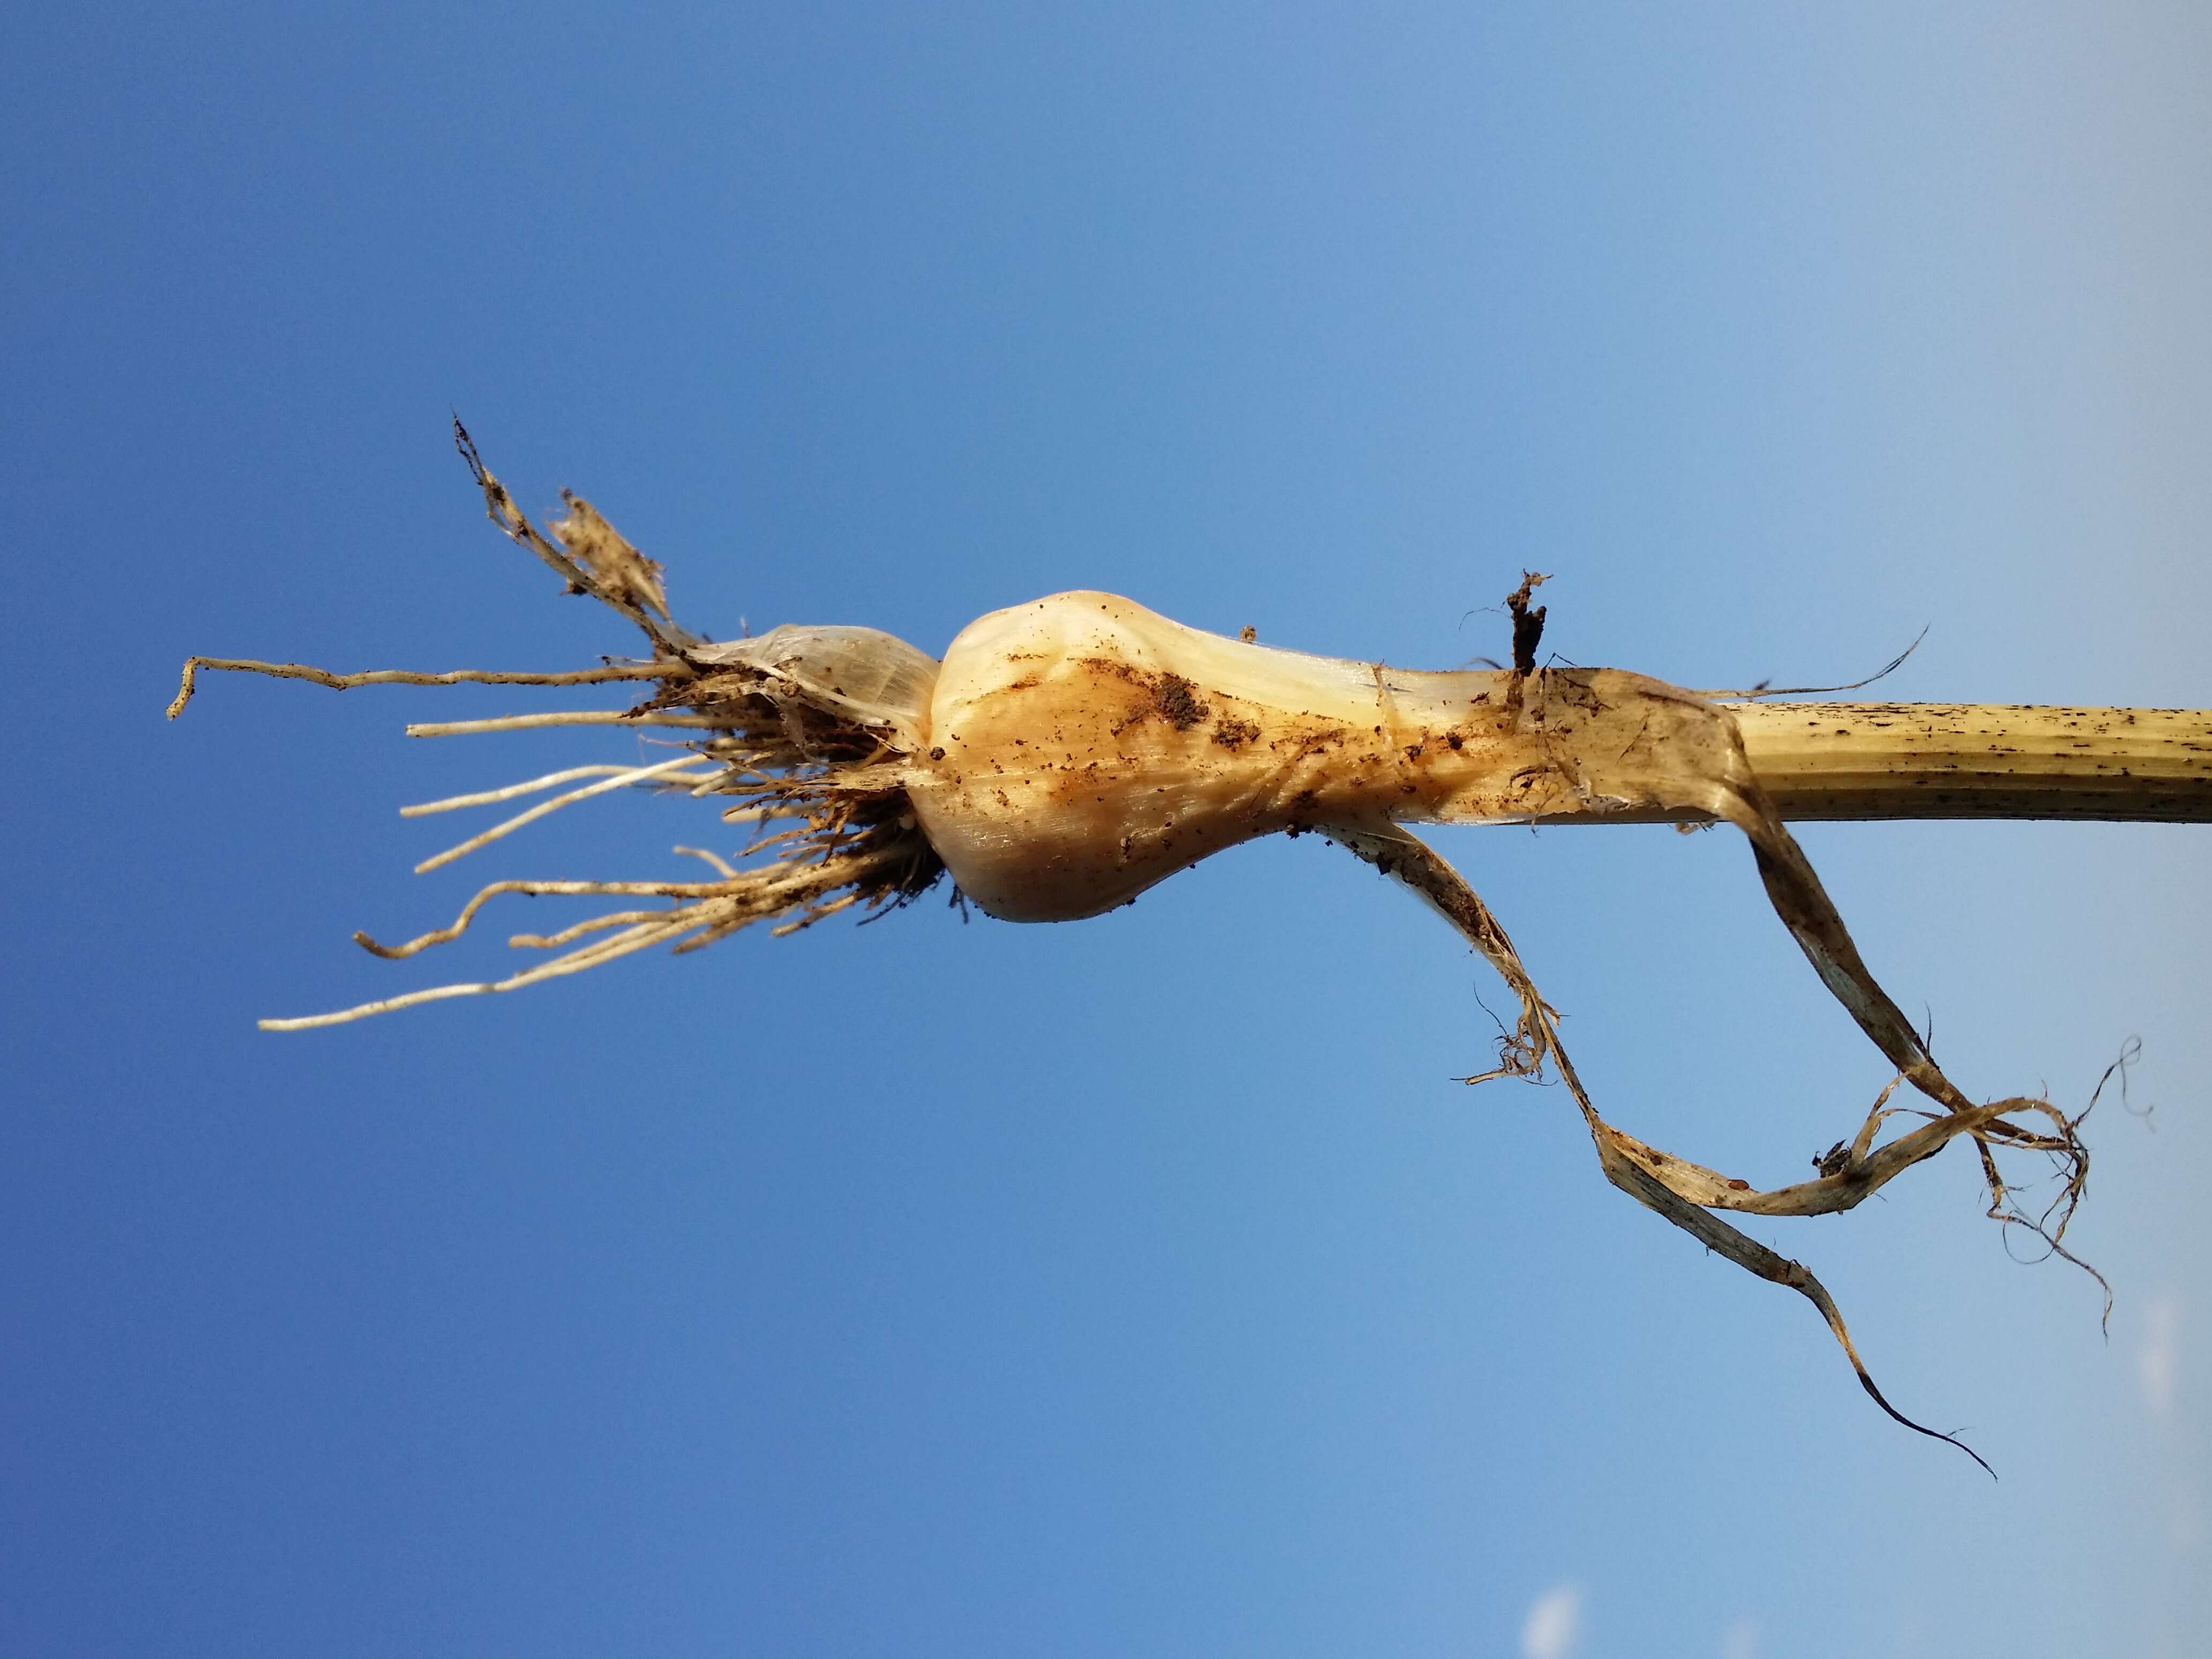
{"left": 690, "top": 624, "right": 939, "bottom": 752}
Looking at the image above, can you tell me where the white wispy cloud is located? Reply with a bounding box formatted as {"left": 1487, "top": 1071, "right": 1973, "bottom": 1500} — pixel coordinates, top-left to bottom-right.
{"left": 2138, "top": 1294, "right": 2180, "bottom": 1422}
{"left": 1521, "top": 1582, "right": 1582, "bottom": 1659}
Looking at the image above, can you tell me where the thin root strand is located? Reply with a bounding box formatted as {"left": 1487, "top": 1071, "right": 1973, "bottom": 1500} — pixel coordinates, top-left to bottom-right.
{"left": 166, "top": 655, "right": 676, "bottom": 720}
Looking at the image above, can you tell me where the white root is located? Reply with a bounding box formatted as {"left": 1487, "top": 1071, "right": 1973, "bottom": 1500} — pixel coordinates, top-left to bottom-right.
{"left": 509, "top": 908, "right": 683, "bottom": 950}
{"left": 403, "top": 765, "right": 661, "bottom": 816}
{"left": 405, "top": 711, "right": 731, "bottom": 737}
{"left": 412, "top": 754, "right": 713, "bottom": 873}
{"left": 265, "top": 842, "right": 917, "bottom": 1031}
{"left": 263, "top": 917, "right": 692, "bottom": 1030}
{"left": 669, "top": 845, "right": 741, "bottom": 879}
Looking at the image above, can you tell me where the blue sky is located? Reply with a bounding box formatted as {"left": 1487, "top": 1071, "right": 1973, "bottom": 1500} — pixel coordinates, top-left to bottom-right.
{"left": 5, "top": 4, "right": 2208, "bottom": 1654}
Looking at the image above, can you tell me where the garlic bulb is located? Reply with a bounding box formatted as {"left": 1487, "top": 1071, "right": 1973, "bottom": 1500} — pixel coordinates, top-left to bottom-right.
{"left": 911, "top": 591, "right": 1395, "bottom": 919}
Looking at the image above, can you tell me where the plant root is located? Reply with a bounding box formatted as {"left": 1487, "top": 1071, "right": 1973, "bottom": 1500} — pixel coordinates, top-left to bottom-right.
{"left": 165, "top": 657, "right": 675, "bottom": 720}
{"left": 261, "top": 817, "right": 935, "bottom": 1030}
{"left": 176, "top": 424, "right": 947, "bottom": 1032}
{"left": 1324, "top": 612, "right": 2103, "bottom": 1472}
{"left": 1328, "top": 714, "right": 2101, "bottom": 1474}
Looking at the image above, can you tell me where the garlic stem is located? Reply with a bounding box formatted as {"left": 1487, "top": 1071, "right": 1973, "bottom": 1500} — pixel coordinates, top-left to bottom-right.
{"left": 1729, "top": 700, "right": 2212, "bottom": 823}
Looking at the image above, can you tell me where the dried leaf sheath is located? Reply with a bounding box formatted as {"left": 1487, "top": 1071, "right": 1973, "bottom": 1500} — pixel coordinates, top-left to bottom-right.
{"left": 1327, "top": 823, "right": 2085, "bottom": 1474}
{"left": 169, "top": 435, "right": 2141, "bottom": 1463}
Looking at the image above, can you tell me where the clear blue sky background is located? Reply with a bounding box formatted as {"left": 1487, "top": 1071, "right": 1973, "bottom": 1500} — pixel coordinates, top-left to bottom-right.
{"left": 5, "top": 4, "right": 2208, "bottom": 1655}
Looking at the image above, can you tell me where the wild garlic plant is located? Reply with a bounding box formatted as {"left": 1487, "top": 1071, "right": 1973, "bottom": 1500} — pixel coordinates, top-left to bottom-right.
{"left": 173, "top": 424, "right": 2208, "bottom": 1469}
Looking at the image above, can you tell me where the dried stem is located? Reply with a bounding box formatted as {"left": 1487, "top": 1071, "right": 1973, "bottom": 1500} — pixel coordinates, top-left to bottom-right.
{"left": 1729, "top": 700, "right": 2212, "bottom": 824}
{"left": 452, "top": 418, "right": 701, "bottom": 656}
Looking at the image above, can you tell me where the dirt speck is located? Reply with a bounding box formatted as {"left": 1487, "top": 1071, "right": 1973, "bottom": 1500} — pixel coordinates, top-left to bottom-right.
{"left": 1212, "top": 718, "right": 1261, "bottom": 749}
{"left": 1154, "top": 674, "right": 1210, "bottom": 730}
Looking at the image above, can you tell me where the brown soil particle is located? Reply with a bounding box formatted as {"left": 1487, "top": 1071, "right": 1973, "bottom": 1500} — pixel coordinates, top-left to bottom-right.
{"left": 1154, "top": 673, "right": 1210, "bottom": 730}
{"left": 1212, "top": 717, "right": 1261, "bottom": 749}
